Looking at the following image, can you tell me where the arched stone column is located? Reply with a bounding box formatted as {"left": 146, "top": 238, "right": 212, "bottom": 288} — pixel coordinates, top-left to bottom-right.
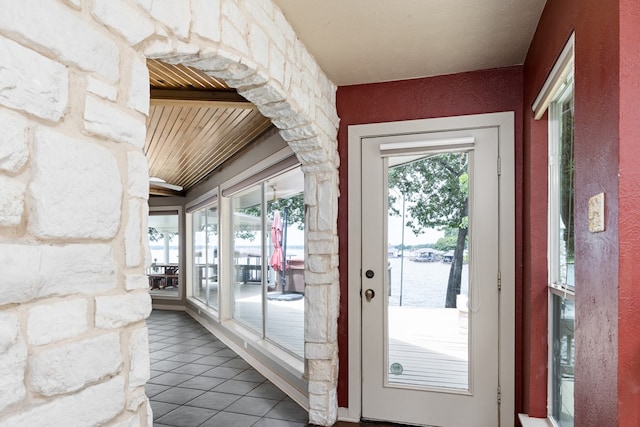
{"left": 0, "top": 1, "right": 339, "bottom": 426}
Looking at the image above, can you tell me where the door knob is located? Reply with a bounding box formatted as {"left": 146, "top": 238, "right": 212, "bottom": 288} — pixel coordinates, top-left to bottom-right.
{"left": 364, "top": 288, "right": 375, "bottom": 302}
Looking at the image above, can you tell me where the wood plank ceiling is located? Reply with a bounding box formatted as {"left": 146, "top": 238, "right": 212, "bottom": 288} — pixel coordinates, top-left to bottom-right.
{"left": 146, "top": 59, "right": 274, "bottom": 196}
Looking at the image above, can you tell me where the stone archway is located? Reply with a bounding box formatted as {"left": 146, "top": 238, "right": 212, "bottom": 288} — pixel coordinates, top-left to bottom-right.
{"left": 138, "top": 3, "right": 341, "bottom": 425}
{"left": 0, "top": 1, "right": 338, "bottom": 426}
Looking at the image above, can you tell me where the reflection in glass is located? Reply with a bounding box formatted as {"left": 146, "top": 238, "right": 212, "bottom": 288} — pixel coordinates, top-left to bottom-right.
{"left": 231, "top": 185, "right": 264, "bottom": 334}
{"left": 148, "top": 212, "right": 180, "bottom": 296}
{"left": 558, "top": 93, "right": 575, "bottom": 289}
{"left": 265, "top": 167, "right": 305, "bottom": 358}
{"left": 386, "top": 152, "right": 470, "bottom": 391}
{"left": 552, "top": 296, "right": 574, "bottom": 427}
{"left": 192, "top": 205, "right": 219, "bottom": 309}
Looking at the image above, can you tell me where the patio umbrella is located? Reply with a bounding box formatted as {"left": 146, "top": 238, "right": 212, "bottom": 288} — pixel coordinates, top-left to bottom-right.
{"left": 267, "top": 207, "right": 302, "bottom": 301}
{"left": 269, "top": 210, "right": 285, "bottom": 274}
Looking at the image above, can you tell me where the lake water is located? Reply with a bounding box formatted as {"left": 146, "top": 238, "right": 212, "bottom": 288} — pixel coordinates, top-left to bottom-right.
{"left": 388, "top": 256, "right": 469, "bottom": 308}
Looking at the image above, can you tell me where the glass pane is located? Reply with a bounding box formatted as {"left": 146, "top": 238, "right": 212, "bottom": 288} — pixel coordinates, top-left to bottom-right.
{"left": 386, "top": 152, "right": 470, "bottom": 391}
{"left": 558, "top": 88, "right": 575, "bottom": 288}
{"left": 148, "top": 213, "right": 180, "bottom": 297}
{"left": 205, "top": 205, "right": 219, "bottom": 310}
{"left": 193, "top": 209, "right": 207, "bottom": 303}
{"left": 231, "top": 185, "right": 263, "bottom": 333}
{"left": 552, "top": 295, "right": 575, "bottom": 426}
{"left": 265, "top": 167, "right": 305, "bottom": 358}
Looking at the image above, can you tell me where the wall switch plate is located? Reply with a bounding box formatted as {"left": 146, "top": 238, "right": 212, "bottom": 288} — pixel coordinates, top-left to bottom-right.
{"left": 588, "top": 192, "right": 605, "bottom": 233}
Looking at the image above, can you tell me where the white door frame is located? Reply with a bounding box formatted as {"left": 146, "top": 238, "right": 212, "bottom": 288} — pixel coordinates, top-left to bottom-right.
{"left": 343, "top": 112, "right": 515, "bottom": 426}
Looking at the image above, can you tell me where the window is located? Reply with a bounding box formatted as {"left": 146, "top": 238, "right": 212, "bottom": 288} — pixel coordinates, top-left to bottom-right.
{"left": 532, "top": 33, "right": 575, "bottom": 427}
{"left": 227, "top": 165, "right": 306, "bottom": 358}
{"left": 148, "top": 210, "right": 180, "bottom": 298}
{"left": 192, "top": 203, "right": 218, "bottom": 310}
{"left": 548, "top": 66, "right": 575, "bottom": 427}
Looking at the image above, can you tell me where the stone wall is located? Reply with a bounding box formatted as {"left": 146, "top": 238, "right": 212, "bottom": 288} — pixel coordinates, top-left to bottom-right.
{"left": 0, "top": 1, "right": 339, "bottom": 426}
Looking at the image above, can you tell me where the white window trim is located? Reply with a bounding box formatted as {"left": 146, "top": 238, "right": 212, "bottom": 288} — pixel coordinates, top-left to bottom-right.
{"left": 148, "top": 205, "right": 184, "bottom": 302}
{"left": 532, "top": 33, "right": 575, "bottom": 120}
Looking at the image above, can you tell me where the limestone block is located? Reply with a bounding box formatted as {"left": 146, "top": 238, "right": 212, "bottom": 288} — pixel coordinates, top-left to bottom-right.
{"left": 0, "top": 313, "right": 26, "bottom": 412}
{"left": 126, "top": 274, "right": 150, "bottom": 291}
{"left": 0, "top": 376, "right": 125, "bottom": 427}
{"left": 269, "top": 46, "right": 285, "bottom": 86}
{"left": 308, "top": 255, "right": 328, "bottom": 273}
{"left": 87, "top": 77, "right": 117, "bottom": 101}
{"left": 0, "top": 243, "right": 117, "bottom": 305}
{"left": 0, "top": 109, "right": 28, "bottom": 173}
{"left": 221, "top": 20, "right": 249, "bottom": 56}
{"left": 125, "top": 199, "right": 142, "bottom": 267}
{"left": 307, "top": 236, "right": 338, "bottom": 255}
{"left": 305, "top": 286, "right": 328, "bottom": 343}
{"left": 84, "top": 96, "right": 146, "bottom": 147}
{"left": 0, "top": 36, "right": 68, "bottom": 122}
{"left": 29, "top": 127, "right": 122, "bottom": 239}
{"left": 136, "top": 0, "right": 190, "bottom": 39}
{"left": 95, "top": 292, "right": 151, "bottom": 329}
{"left": 29, "top": 333, "right": 122, "bottom": 396}
{"left": 308, "top": 380, "right": 328, "bottom": 395}
{"left": 129, "top": 55, "right": 150, "bottom": 115}
{"left": 126, "top": 387, "right": 147, "bottom": 411}
{"left": 307, "top": 359, "right": 335, "bottom": 384}
{"left": 128, "top": 327, "right": 150, "bottom": 389}
{"left": 279, "top": 125, "right": 317, "bottom": 142}
{"left": 39, "top": 244, "right": 117, "bottom": 297}
{"left": 0, "top": 0, "right": 119, "bottom": 82}
{"left": 247, "top": 23, "right": 269, "bottom": 69}
{"left": 27, "top": 299, "right": 88, "bottom": 346}
{"left": 112, "top": 415, "right": 139, "bottom": 427}
{"left": 127, "top": 151, "right": 150, "bottom": 199}
{"left": 222, "top": 0, "right": 248, "bottom": 36}
{"left": 0, "top": 175, "right": 26, "bottom": 227}
{"left": 92, "top": 0, "right": 155, "bottom": 46}
{"left": 304, "top": 173, "right": 317, "bottom": 206}
{"left": 261, "top": 13, "right": 286, "bottom": 51}
{"left": 305, "top": 342, "right": 335, "bottom": 360}
{"left": 317, "top": 179, "right": 335, "bottom": 231}
{"left": 192, "top": 0, "right": 221, "bottom": 42}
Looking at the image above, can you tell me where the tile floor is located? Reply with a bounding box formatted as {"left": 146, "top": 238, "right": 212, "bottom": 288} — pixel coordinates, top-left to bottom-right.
{"left": 147, "top": 309, "right": 404, "bottom": 427}
{"left": 146, "top": 309, "right": 308, "bottom": 427}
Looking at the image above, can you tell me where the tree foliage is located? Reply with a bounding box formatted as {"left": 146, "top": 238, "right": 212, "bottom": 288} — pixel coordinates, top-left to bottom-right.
{"left": 389, "top": 152, "right": 469, "bottom": 308}
{"left": 236, "top": 193, "right": 305, "bottom": 241}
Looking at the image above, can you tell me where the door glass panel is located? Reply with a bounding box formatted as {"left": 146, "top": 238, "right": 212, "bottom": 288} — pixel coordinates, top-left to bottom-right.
{"left": 386, "top": 152, "right": 470, "bottom": 391}
{"left": 231, "top": 185, "right": 263, "bottom": 333}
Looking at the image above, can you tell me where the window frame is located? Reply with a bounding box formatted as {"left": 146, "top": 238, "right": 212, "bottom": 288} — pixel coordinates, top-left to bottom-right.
{"left": 530, "top": 32, "right": 575, "bottom": 427}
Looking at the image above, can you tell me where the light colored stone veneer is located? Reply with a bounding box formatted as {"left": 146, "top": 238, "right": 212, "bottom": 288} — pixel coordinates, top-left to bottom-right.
{"left": 0, "top": 1, "right": 339, "bottom": 426}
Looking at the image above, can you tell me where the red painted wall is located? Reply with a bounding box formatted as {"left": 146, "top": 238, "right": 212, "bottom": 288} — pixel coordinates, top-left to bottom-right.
{"left": 617, "top": 1, "right": 640, "bottom": 424}
{"left": 335, "top": 67, "right": 524, "bottom": 410}
{"left": 524, "top": 0, "right": 628, "bottom": 425}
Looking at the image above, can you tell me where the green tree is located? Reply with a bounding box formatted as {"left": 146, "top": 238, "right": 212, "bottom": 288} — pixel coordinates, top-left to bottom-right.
{"left": 237, "top": 193, "right": 305, "bottom": 240}
{"left": 389, "top": 153, "right": 469, "bottom": 308}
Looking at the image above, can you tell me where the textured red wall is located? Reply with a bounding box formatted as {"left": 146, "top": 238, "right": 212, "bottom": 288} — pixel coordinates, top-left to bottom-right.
{"left": 524, "top": 0, "right": 622, "bottom": 425}
{"left": 335, "top": 67, "right": 524, "bottom": 410}
{"left": 522, "top": 0, "right": 577, "bottom": 418}
{"left": 617, "top": 0, "right": 640, "bottom": 424}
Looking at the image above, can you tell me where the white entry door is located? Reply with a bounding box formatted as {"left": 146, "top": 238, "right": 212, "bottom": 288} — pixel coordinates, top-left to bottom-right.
{"left": 360, "top": 125, "right": 503, "bottom": 426}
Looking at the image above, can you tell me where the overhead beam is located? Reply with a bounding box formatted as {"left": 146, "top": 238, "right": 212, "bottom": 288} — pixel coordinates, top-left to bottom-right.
{"left": 149, "top": 185, "right": 183, "bottom": 197}
{"left": 150, "top": 89, "right": 255, "bottom": 109}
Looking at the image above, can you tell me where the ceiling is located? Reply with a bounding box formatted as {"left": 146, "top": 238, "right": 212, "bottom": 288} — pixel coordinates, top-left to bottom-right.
{"left": 272, "top": 0, "right": 547, "bottom": 85}
{"left": 146, "top": 59, "right": 273, "bottom": 196}
{"left": 147, "top": 1, "right": 547, "bottom": 196}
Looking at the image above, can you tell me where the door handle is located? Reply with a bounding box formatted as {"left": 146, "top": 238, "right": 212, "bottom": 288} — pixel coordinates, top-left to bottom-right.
{"left": 364, "top": 289, "right": 375, "bottom": 302}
